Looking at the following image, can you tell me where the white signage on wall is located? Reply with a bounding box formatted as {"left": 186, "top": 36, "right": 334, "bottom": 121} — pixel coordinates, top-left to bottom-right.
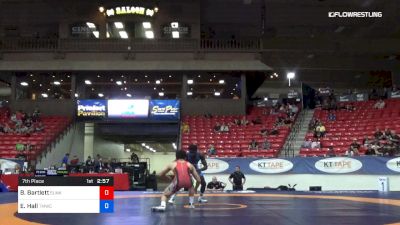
{"left": 314, "top": 157, "right": 362, "bottom": 174}
{"left": 199, "top": 159, "right": 229, "bottom": 174}
{"left": 249, "top": 159, "right": 293, "bottom": 174}
{"left": 386, "top": 157, "right": 400, "bottom": 172}
{"left": 377, "top": 177, "right": 389, "bottom": 192}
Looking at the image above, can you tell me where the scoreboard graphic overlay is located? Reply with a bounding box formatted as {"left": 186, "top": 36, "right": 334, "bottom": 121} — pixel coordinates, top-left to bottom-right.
{"left": 18, "top": 177, "right": 114, "bottom": 213}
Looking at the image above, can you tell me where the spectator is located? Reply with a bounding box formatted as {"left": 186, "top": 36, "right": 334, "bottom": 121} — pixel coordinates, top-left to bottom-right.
{"left": 62, "top": 153, "right": 70, "bottom": 166}
{"left": 374, "top": 128, "right": 383, "bottom": 140}
{"left": 229, "top": 166, "right": 246, "bottom": 191}
{"left": 34, "top": 122, "right": 45, "bottom": 132}
{"left": 269, "top": 127, "right": 279, "bottom": 135}
{"left": 261, "top": 139, "right": 270, "bottom": 150}
{"left": 204, "top": 113, "right": 213, "bottom": 119}
{"left": 315, "top": 123, "right": 326, "bottom": 138}
{"left": 214, "top": 122, "right": 221, "bottom": 132}
{"left": 380, "top": 141, "right": 396, "bottom": 156}
{"left": 373, "top": 99, "right": 385, "bottom": 109}
{"left": 220, "top": 123, "right": 229, "bottom": 132}
{"left": 311, "top": 140, "right": 320, "bottom": 149}
{"left": 85, "top": 156, "right": 94, "bottom": 167}
{"left": 252, "top": 116, "right": 262, "bottom": 125}
{"left": 15, "top": 140, "right": 26, "bottom": 160}
{"left": 362, "top": 136, "right": 372, "bottom": 146}
{"left": 70, "top": 155, "right": 79, "bottom": 165}
{"left": 365, "top": 148, "right": 376, "bottom": 155}
{"left": 369, "top": 89, "right": 379, "bottom": 100}
{"left": 383, "top": 127, "right": 392, "bottom": 140}
{"left": 326, "top": 146, "right": 336, "bottom": 157}
{"left": 328, "top": 111, "right": 336, "bottom": 121}
{"left": 208, "top": 144, "right": 217, "bottom": 156}
{"left": 389, "top": 131, "right": 400, "bottom": 144}
{"left": 130, "top": 152, "right": 139, "bottom": 163}
{"left": 260, "top": 126, "right": 268, "bottom": 136}
{"left": 15, "top": 140, "right": 25, "bottom": 152}
{"left": 32, "top": 107, "right": 41, "bottom": 121}
{"left": 302, "top": 139, "right": 312, "bottom": 148}
{"left": 240, "top": 117, "right": 249, "bottom": 126}
{"left": 346, "top": 139, "right": 360, "bottom": 156}
{"left": 248, "top": 139, "right": 258, "bottom": 150}
{"left": 207, "top": 176, "right": 226, "bottom": 191}
{"left": 182, "top": 122, "right": 190, "bottom": 134}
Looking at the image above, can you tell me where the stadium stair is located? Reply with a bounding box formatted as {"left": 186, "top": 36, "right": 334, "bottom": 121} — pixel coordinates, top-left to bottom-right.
{"left": 281, "top": 109, "right": 314, "bottom": 156}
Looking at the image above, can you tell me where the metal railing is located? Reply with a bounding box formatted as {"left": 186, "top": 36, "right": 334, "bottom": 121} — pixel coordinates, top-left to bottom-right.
{"left": 0, "top": 38, "right": 262, "bottom": 53}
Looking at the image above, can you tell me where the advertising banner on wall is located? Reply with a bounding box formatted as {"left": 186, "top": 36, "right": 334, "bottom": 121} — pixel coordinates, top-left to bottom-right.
{"left": 76, "top": 99, "right": 107, "bottom": 119}
{"left": 201, "top": 156, "right": 400, "bottom": 175}
{"left": 149, "top": 100, "right": 180, "bottom": 120}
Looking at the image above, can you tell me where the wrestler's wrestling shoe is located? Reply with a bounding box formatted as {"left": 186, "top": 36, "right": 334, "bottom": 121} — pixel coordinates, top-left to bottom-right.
{"left": 151, "top": 205, "right": 166, "bottom": 212}
{"left": 168, "top": 198, "right": 175, "bottom": 205}
{"left": 198, "top": 197, "right": 208, "bottom": 203}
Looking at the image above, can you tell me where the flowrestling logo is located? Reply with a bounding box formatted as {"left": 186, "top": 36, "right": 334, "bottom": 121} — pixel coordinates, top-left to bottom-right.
{"left": 200, "top": 159, "right": 229, "bottom": 174}
{"left": 328, "top": 12, "right": 382, "bottom": 18}
{"left": 386, "top": 157, "right": 400, "bottom": 172}
{"left": 315, "top": 157, "right": 362, "bottom": 173}
{"left": 249, "top": 159, "right": 293, "bottom": 174}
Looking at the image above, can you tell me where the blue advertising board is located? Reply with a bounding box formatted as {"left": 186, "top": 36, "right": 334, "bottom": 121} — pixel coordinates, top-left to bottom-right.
{"left": 202, "top": 156, "right": 400, "bottom": 175}
{"left": 76, "top": 99, "right": 107, "bottom": 118}
{"left": 149, "top": 100, "right": 180, "bottom": 120}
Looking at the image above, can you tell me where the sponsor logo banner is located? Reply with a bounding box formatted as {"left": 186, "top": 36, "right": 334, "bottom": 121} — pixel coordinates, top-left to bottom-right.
{"left": 149, "top": 100, "right": 180, "bottom": 120}
{"left": 314, "top": 157, "right": 362, "bottom": 174}
{"left": 249, "top": 159, "right": 293, "bottom": 174}
{"left": 200, "top": 159, "right": 230, "bottom": 174}
{"left": 386, "top": 157, "right": 400, "bottom": 172}
{"left": 77, "top": 99, "right": 106, "bottom": 118}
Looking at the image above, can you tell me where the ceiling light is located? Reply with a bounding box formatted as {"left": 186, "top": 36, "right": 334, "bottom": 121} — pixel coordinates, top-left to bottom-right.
{"left": 85, "top": 80, "right": 92, "bottom": 85}
{"left": 187, "top": 80, "right": 194, "bottom": 84}
{"left": 171, "top": 22, "right": 179, "bottom": 28}
{"left": 106, "top": 32, "right": 110, "bottom": 38}
{"left": 198, "top": 75, "right": 201, "bottom": 78}
{"left": 155, "top": 80, "right": 161, "bottom": 84}
{"left": 119, "top": 31, "right": 128, "bottom": 39}
{"left": 159, "top": 92, "right": 164, "bottom": 96}
{"left": 114, "top": 22, "right": 124, "bottom": 29}
{"left": 99, "top": 6, "right": 104, "bottom": 13}
{"left": 264, "top": 97, "right": 268, "bottom": 101}
{"left": 30, "top": 74, "right": 34, "bottom": 77}
{"left": 53, "top": 81, "right": 61, "bottom": 85}
{"left": 41, "top": 93, "right": 48, "bottom": 98}
{"left": 98, "top": 93, "right": 104, "bottom": 97}
{"left": 214, "top": 92, "right": 221, "bottom": 96}
{"left": 116, "top": 81, "right": 123, "bottom": 85}
{"left": 187, "top": 92, "right": 193, "bottom": 96}
{"left": 145, "top": 30, "right": 154, "bottom": 39}
{"left": 126, "top": 93, "right": 132, "bottom": 97}
{"left": 86, "top": 22, "right": 96, "bottom": 29}
{"left": 92, "top": 31, "right": 99, "bottom": 38}
{"left": 270, "top": 75, "right": 274, "bottom": 79}
{"left": 287, "top": 72, "right": 295, "bottom": 79}
{"left": 219, "top": 80, "right": 225, "bottom": 84}
{"left": 142, "top": 22, "right": 151, "bottom": 29}
{"left": 141, "top": 143, "right": 146, "bottom": 146}
{"left": 126, "top": 148, "right": 131, "bottom": 152}
{"left": 153, "top": 87, "right": 157, "bottom": 90}
{"left": 172, "top": 31, "right": 179, "bottom": 39}
{"left": 74, "top": 93, "right": 79, "bottom": 97}
{"left": 20, "top": 82, "right": 28, "bottom": 86}
{"left": 169, "top": 75, "right": 172, "bottom": 78}
{"left": 210, "top": 79, "right": 213, "bottom": 82}
{"left": 145, "top": 75, "right": 148, "bottom": 78}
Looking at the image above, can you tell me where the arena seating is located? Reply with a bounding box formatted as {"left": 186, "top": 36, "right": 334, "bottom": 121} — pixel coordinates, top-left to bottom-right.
{"left": 0, "top": 111, "right": 71, "bottom": 160}
{"left": 181, "top": 107, "right": 292, "bottom": 158}
{"left": 299, "top": 99, "right": 400, "bottom": 157}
